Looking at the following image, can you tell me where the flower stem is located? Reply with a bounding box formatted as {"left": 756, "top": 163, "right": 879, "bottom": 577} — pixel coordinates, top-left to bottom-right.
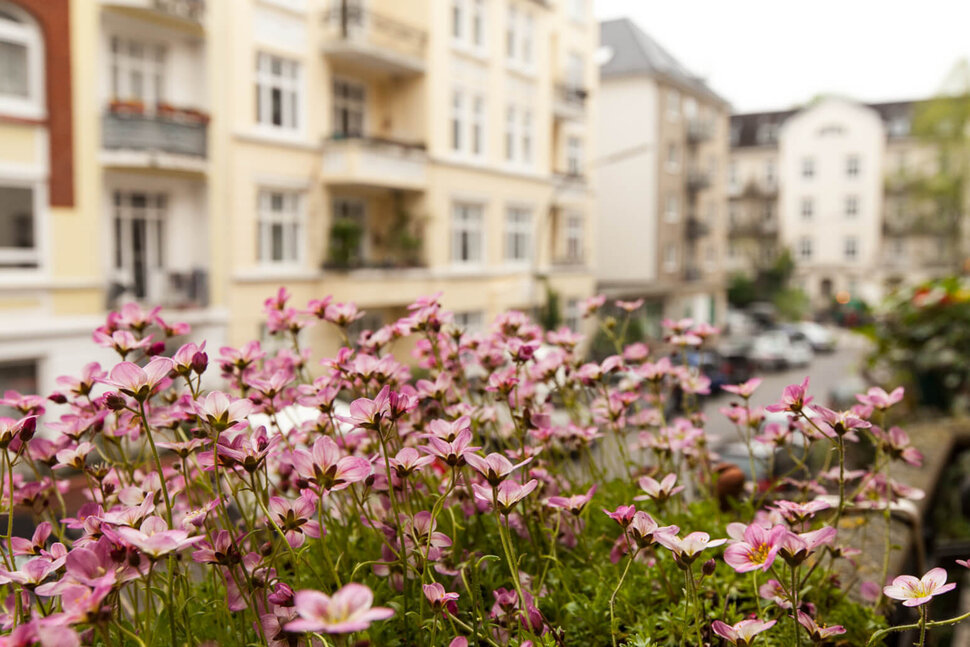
{"left": 918, "top": 605, "right": 927, "bottom": 647}
{"left": 791, "top": 564, "right": 801, "bottom": 647}
{"left": 609, "top": 547, "right": 634, "bottom": 647}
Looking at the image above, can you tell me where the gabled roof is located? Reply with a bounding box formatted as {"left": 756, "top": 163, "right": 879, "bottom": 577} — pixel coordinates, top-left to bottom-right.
{"left": 599, "top": 18, "right": 728, "bottom": 107}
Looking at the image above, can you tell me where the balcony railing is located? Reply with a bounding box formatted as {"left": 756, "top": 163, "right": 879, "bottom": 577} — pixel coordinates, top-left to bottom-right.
{"left": 553, "top": 83, "right": 587, "bottom": 120}
{"left": 321, "top": 3, "right": 427, "bottom": 75}
{"left": 107, "top": 269, "right": 209, "bottom": 310}
{"left": 683, "top": 265, "right": 703, "bottom": 282}
{"left": 728, "top": 219, "right": 778, "bottom": 238}
{"left": 322, "top": 134, "right": 428, "bottom": 190}
{"left": 102, "top": 111, "right": 207, "bottom": 158}
{"left": 686, "top": 217, "right": 710, "bottom": 239}
{"left": 154, "top": 0, "right": 204, "bottom": 23}
{"left": 687, "top": 118, "right": 713, "bottom": 144}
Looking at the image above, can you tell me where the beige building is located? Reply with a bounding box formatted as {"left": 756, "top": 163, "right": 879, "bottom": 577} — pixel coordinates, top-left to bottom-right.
{"left": 729, "top": 97, "right": 955, "bottom": 307}
{"left": 596, "top": 18, "right": 729, "bottom": 329}
{"left": 0, "top": 0, "right": 599, "bottom": 398}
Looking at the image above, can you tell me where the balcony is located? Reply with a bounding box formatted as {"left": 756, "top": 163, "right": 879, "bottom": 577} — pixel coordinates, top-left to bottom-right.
{"left": 729, "top": 219, "right": 778, "bottom": 238}
{"left": 553, "top": 83, "right": 587, "bottom": 121}
{"left": 101, "top": 0, "right": 205, "bottom": 28}
{"left": 101, "top": 109, "right": 208, "bottom": 171}
{"left": 107, "top": 268, "right": 209, "bottom": 311}
{"left": 321, "top": 4, "right": 426, "bottom": 76}
{"left": 686, "top": 217, "right": 711, "bottom": 240}
{"left": 686, "top": 168, "right": 711, "bottom": 192}
{"left": 322, "top": 135, "right": 427, "bottom": 191}
{"left": 687, "top": 118, "right": 713, "bottom": 144}
{"left": 683, "top": 265, "right": 703, "bottom": 282}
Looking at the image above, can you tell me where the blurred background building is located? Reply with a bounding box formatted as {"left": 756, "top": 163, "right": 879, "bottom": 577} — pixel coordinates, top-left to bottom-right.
{"left": 0, "top": 0, "right": 598, "bottom": 396}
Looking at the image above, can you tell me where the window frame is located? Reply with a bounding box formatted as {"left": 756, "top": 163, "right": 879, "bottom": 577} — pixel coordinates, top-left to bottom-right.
{"left": 0, "top": 180, "right": 43, "bottom": 270}
{"left": 332, "top": 77, "right": 366, "bottom": 138}
{"left": 0, "top": 4, "right": 44, "bottom": 119}
{"left": 257, "top": 188, "right": 304, "bottom": 266}
{"left": 800, "top": 197, "right": 814, "bottom": 220}
{"left": 504, "top": 206, "right": 532, "bottom": 264}
{"left": 798, "top": 236, "right": 813, "bottom": 261}
{"left": 846, "top": 154, "right": 860, "bottom": 178}
{"left": 801, "top": 157, "right": 815, "bottom": 179}
{"left": 109, "top": 35, "right": 167, "bottom": 111}
{"left": 845, "top": 195, "right": 858, "bottom": 218}
{"left": 563, "top": 211, "right": 584, "bottom": 263}
{"left": 451, "top": 201, "right": 485, "bottom": 266}
{"left": 844, "top": 236, "right": 858, "bottom": 261}
{"left": 255, "top": 52, "right": 302, "bottom": 132}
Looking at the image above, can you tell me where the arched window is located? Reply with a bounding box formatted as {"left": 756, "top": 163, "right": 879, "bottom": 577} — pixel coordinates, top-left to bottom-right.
{"left": 0, "top": 2, "right": 44, "bottom": 119}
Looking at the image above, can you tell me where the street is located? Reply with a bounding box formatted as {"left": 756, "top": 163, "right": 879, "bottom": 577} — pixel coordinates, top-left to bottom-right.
{"left": 702, "top": 329, "right": 872, "bottom": 443}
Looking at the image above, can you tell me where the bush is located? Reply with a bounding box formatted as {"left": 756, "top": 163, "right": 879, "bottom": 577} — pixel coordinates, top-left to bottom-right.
{"left": 0, "top": 291, "right": 953, "bottom": 646}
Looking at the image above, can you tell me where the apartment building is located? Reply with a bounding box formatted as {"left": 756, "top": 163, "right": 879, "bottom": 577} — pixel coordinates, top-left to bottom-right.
{"left": 216, "top": 0, "right": 598, "bottom": 356}
{"left": 0, "top": 0, "right": 598, "bottom": 397}
{"left": 729, "top": 96, "right": 955, "bottom": 308}
{"left": 596, "top": 18, "right": 729, "bottom": 329}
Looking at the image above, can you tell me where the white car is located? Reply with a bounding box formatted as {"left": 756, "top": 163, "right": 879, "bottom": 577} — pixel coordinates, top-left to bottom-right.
{"left": 749, "top": 329, "right": 812, "bottom": 371}
{"left": 793, "top": 321, "right": 837, "bottom": 353}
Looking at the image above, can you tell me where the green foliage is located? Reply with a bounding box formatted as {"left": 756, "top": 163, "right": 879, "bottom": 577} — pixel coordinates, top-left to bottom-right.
{"left": 538, "top": 284, "right": 562, "bottom": 331}
{"left": 727, "top": 273, "right": 758, "bottom": 308}
{"left": 328, "top": 217, "right": 364, "bottom": 268}
{"left": 728, "top": 249, "right": 801, "bottom": 319}
{"left": 865, "top": 275, "right": 970, "bottom": 411}
{"left": 772, "top": 287, "right": 810, "bottom": 321}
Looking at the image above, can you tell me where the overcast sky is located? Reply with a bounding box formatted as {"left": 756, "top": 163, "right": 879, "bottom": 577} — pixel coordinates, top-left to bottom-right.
{"left": 594, "top": 0, "right": 970, "bottom": 113}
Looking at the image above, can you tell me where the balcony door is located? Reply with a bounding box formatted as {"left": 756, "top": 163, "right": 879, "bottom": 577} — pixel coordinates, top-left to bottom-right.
{"left": 113, "top": 191, "right": 167, "bottom": 301}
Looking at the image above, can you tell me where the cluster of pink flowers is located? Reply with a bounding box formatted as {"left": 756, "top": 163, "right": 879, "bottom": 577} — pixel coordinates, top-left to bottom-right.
{"left": 0, "top": 294, "right": 951, "bottom": 646}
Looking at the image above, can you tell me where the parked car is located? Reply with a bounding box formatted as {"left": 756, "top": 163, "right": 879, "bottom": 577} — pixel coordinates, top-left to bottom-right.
{"left": 747, "top": 329, "right": 812, "bottom": 371}
{"left": 792, "top": 321, "right": 837, "bottom": 353}
{"left": 778, "top": 327, "right": 814, "bottom": 368}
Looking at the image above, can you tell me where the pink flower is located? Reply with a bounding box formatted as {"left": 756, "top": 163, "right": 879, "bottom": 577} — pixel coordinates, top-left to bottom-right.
{"left": 113, "top": 516, "right": 204, "bottom": 559}
{"left": 342, "top": 385, "right": 391, "bottom": 431}
{"left": 546, "top": 485, "right": 597, "bottom": 515}
{"left": 634, "top": 473, "right": 684, "bottom": 502}
{"left": 580, "top": 294, "right": 606, "bottom": 317}
{"left": 472, "top": 479, "right": 539, "bottom": 515}
{"left": 286, "top": 583, "right": 394, "bottom": 634}
{"left": 656, "top": 531, "right": 726, "bottom": 565}
{"left": 464, "top": 452, "right": 532, "bottom": 487}
{"left": 292, "top": 436, "right": 372, "bottom": 492}
{"left": 615, "top": 298, "right": 644, "bottom": 312}
{"left": 423, "top": 582, "right": 459, "bottom": 615}
{"left": 765, "top": 377, "right": 813, "bottom": 414}
{"left": 389, "top": 447, "right": 436, "bottom": 478}
{"left": 796, "top": 611, "right": 847, "bottom": 641}
{"left": 193, "top": 391, "right": 254, "bottom": 431}
{"left": 771, "top": 499, "right": 831, "bottom": 525}
{"left": 957, "top": 558, "right": 970, "bottom": 569}
{"left": 711, "top": 618, "right": 776, "bottom": 647}
{"left": 723, "top": 524, "right": 787, "bottom": 573}
{"left": 857, "top": 386, "right": 904, "bottom": 410}
{"left": 421, "top": 429, "right": 479, "bottom": 467}
{"left": 721, "top": 377, "right": 763, "bottom": 398}
{"left": 778, "top": 526, "right": 837, "bottom": 566}
{"left": 628, "top": 511, "right": 679, "bottom": 549}
{"left": 267, "top": 495, "right": 322, "bottom": 548}
{"left": 603, "top": 504, "right": 637, "bottom": 528}
{"left": 883, "top": 567, "right": 956, "bottom": 607}
{"left": 103, "top": 357, "right": 174, "bottom": 402}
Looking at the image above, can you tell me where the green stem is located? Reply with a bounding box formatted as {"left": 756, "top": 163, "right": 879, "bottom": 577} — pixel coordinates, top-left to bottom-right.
{"left": 609, "top": 545, "right": 635, "bottom": 647}
{"left": 866, "top": 606, "right": 970, "bottom": 646}
{"left": 137, "top": 401, "right": 174, "bottom": 527}
{"left": 791, "top": 564, "right": 801, "bottom": 647}
{"left": 918, "top": 604, "right": 927, "bottom": 647}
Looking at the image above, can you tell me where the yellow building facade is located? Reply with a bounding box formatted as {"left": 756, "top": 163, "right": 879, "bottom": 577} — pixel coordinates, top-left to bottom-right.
{"left": 0, "top": 0, "right": 597, "bottom": 396}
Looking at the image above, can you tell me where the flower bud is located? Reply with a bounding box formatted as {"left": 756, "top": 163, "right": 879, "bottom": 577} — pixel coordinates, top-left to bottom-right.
{"left": 48, "top": 392, "right": 68, "bottom": 404}
{"left": 147, "top": 341, "right": 166, "bottom": 357}
{"left": 105, "top": 393, "right": 127, "bottom": 411}
{"left": 192, "top": 351, "right": 208, "bottom": 375}
{"left": 702, "top": 558, "right": 716, "bottom": 576}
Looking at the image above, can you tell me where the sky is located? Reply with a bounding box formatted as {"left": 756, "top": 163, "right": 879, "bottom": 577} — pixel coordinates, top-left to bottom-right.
{"left": 594, "top": 0, "right": 970, "bottom": 113}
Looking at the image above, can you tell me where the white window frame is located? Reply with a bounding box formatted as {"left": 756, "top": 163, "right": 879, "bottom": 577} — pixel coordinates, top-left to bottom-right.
{"left": 451, "top": 201, "right": 485, "bottom": 266}
{"left": 844, "top": 236, "right": 858, "bottom": 261}
{"left": 471, "top": 0, "right": 486, "bottom": 50}
{"left": 845, "top": 195, "right": 858, "bottom": 218}
{"left": 0, "top": 180, "right": 44, "bottom": 271}
{"left": 471, "top": 93, "right": 485, "bottom": 158}
{"left": 520, "top": 12, "right": 534, "bottom": 68}
{"left": 800, "top": 197, "right": 813, "bottom": 220}
{"left": 504, "top": 206, "right": 532, "bottom": 264}
{"left": 666, "top": 142, "right": 679, "bottom": 172}
{"left": 111, "top": 190, "right": 168, "bottom": 302}
{"left": 257, "top": 189, "right": 304, "bottom": 266}
{"left": 765, "top": 160, "right": 776, "bottom": 185}
{"left": 566, "top": 135, "right": 583, "bottom": 175}
{"left": 451, "top": 89, "right": 464, "bottom": 153}
{"left": 801, "top": 157, "right": 815, "bottom": 179}
{"left": 256, "top": 52, "right": 301, "bottom": 132}
{"left": 454, "top": 310, "right": 485, "bottom": 334}
{"left": 521, "top": 108, "right": 533, "bottom": 166}
{"left": 798, "top": 236, "right": 813, "bottom": 261}
{"left": 451, "top": 0, "right": 464, "bottom": 42}
{"left": 564, "top": 212, "right": 583, "bottom": 262}
{"left": 332, "top": 77, "right": 365, "bottom": 138}
{"left": 667, "top": 89, "right": 680, "bottom": 121}
{"left": 665, "top": 194, "right": 680, "bottom": 223}
{"left": 0, "top": 4, "right": 44, "bottom": 119}
{"left": 564, "top": 298, "right": 580, "bottom": 332}
{"left": 663, "top": 243, "right": 679, "bottom": 272}
{"left": 846, "top": 154, "right": 860, "bottom": 177}
{"left": 505, "top": 5, "right": 517, "bottom": 61}
{"left": 505, "top": 104, "right": 517, "bottom": 162}
{"left": 109, "top": 35, "right": 167, "bottom": 110}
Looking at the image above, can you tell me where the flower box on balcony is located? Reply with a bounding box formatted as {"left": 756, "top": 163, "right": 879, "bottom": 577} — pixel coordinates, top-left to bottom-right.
{"left": 108, "top": 99, "right": 145, "bottom": 116}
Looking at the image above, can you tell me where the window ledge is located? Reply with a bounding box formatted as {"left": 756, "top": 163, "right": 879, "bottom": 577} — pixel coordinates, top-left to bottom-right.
{"left": 233, "top": 266, "right": 321, "bottom": 282}
{"left": 235, "top": 129, "right": 320, "bottom": 152}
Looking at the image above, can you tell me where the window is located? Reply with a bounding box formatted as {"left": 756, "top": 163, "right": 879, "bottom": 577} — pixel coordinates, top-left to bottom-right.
{"left": 728, "top": 203, "right": 739, "bottom": 225}
{"left": 521, "top": 13, "right": 533, "bottom": 66}
{"left": 451, "top": 0, "right": 463, "bottom": 40}
{"left": 452, "top": 202, "right": 484, "bottom": 264}
{"left": 569, "top": 0, "right": 585, "bottom": 21}
{"left": 844, "top": 237, "right": 858, "bottom": 261}
{"left": 257, "top": 189, "right": 302, "bottom": 265}
{"left": 798, "top": 237, "right": 813, "bottom": 261}
{"left": 505, "top": 5, "right": 517, "bottom": 60}
{"left": 256, "top": 53, "right": 300, "bottom": 130}
{"left": 762, "top": 202, "right": 774, "bottom": 222}
{"left": 684, "top": 97, "right": 697, "bottom": 120}
{"left": 110, "top": 36, "right": 166, "bottom": 110}
{"left": 0, "top": 184, "right": 38, "bottom": 268}
{"left": 765, "top": 160, "right": 776, "bottom": 185}
{"left": 330, "top": 198, "right": 366, "bottom": 265}
{"left": 332, "top": 79, "right": 365, "bottom": 137}
{"left": 800, "top": 197, "right": 813, "bottom": 220}
{"left": 728, "top": 162, "right": 738, "bottom": 189}
{"left": 504, "top": 207, "right": 532, "bottom": 262}
{"left": 846, "top": 154, "right": 860, "bottom": 177}
{"left": 663, "top": 243, "right": 679, "bottom": 272}
{"left": 566, "top": 136, "right": 583, "bottom": 175}
{"left": 705, "top": 244, "right": 716, "bottom": 270}
{"left": 566, "top": 52, "right": 584, "bottom": 89}
{"left": 0, "top": 5, "right": 43, "bottom": 117}
{"left": 665, "top": 194, "right": 680, "bottom": 223}
{"left": 564, "top": 298, "right": 580, "bottom": 332}
{"left": 451, "top": 89, "right": 464, "bottom": 152}
{"left": 471, "top": 0, "right": 485, "bottom": 48}
{"left": 454, "top": 311, "right": 485, "bottom": 334}
{"left": 471, "top": 95, "right": 485, "bottom": 157}
{"left": 801, "top": 157, "right": 815, "bottom": 178}
{"left": 0, "top": 359, "right": 37, "bottom": 417}
{"left": 666, "top": 142, "right": 679, "bottom": 170}
{"left": 521, "top": 109, "right": 533, "bottom": 165}
{"left": 564, "top": 212, "right": 583, "bottom": 262}
{"left": 667, "top": 89, "right": 680, "bottom": 121}
{"left": 845, "top": 195, "right": 858, "bottom": 218}
{"left": 505, "top": 105, "right": 517, "bottom": 161}
{"left": 112, "top": 191, "right": 167, "bottom": 300}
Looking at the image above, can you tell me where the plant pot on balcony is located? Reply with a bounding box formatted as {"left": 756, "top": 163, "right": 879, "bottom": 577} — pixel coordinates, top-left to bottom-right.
{"left": 109, "top": 99, "right": 145, "bottom": 117}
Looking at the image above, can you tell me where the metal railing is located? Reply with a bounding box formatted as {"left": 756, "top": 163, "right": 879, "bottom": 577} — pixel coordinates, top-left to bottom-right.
{"left": 686, "top": 217, "right": 710, "bottom": 239}
{"left": 153, "top": 0, "right": 204, "bottom": 23}
{"left": 322, "top": 2, "right": 427, "bottom": 61}
{"left": 554, "top": 83, "right": 588, "bottom": 109}
{"left": 328, "top": 132, "right": 426, "bottom": 153}
{"left": 686, "top": 169, "right": 711, "bottom": 192}
{"left": 103, "top": 112, "right": 207, "bottom": 157}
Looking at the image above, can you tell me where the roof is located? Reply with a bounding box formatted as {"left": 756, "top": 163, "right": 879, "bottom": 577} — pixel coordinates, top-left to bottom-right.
{"left": 731, "top": 99, "right": 930, "bottom": 148}
{"left": 599, "top": 18, "right": 728, "bottom": 107}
